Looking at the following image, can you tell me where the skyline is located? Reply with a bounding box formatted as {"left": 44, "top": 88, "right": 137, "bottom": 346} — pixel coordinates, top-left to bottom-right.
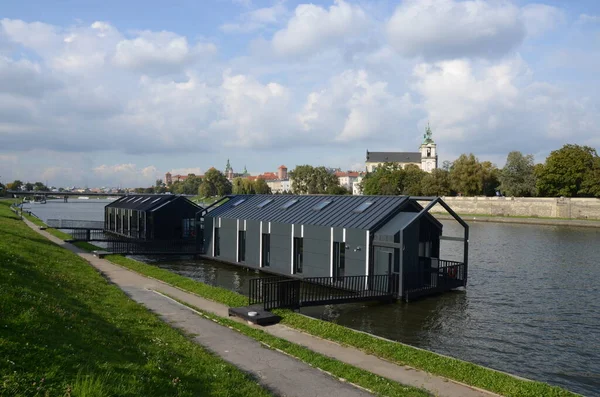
{"left": 1, "top": 0, "right": 599, "bottom": 187}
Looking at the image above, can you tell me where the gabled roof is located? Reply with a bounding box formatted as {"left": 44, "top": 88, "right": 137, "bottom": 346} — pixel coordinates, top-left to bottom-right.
{"left": 366, "top": 151, "right": 421, "bottom": 163}
{"left": 206, "top": 194, "right": 414, "bottom": 231}
{"left": 105, "top": 195, "right": 201, "bottom": 212}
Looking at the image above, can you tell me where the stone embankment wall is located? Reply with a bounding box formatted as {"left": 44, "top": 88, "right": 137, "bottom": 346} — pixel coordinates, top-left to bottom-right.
{"left": 424, "top": 197, "right": 600, "bottom": 220}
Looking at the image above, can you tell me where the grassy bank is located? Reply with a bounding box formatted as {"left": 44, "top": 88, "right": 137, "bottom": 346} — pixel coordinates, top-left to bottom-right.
{"left": 0, "top": 201, "right": 270, "bottom": 397}
{"left": 162, "top": 292, "right": 430, "bottom": 397}
{"left": 14, "top": 202, "right": 578, "bottom": 397}
{"left": 104, "top": 255, "right": 578, "bottom": 397}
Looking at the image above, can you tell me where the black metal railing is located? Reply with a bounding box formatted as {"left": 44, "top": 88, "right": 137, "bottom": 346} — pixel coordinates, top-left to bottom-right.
{"left": 47, "top": 219, "right": 105, "bottom": 229}
{"left": 404, "top": 257, "right": 465, "bottom": 301}
{"left": 106, "top": 239, "right": 198, "bottom": 254}
{"left": 248, "top": 274, "right": 397, "bottom": 311}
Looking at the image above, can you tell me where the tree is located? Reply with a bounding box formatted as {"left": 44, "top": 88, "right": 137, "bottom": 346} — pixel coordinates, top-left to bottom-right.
{"left": 498, "top": 151, "right": 536, "bottom": 197}
{"left": 33, "top": 182, "right": 48, "bottom": 191}
{"left": 449, "top": 154, "right": 482, "bottom": 196}
{"left": 7, "top": 180, "right": 23, "bottom": 190}
{"left": 402, "top": 165, "right": 426, "bottom": 195}
{"left": 480, "top": 161, "right": 500, "bottom": 196}
{"left": 24, "top": 182, "right": 34, "bottom": 191}
{"left": 581, "top": 156, "right": 600, "bottom": 197}
{"left": 155, "top": 179, "right": 167, "bottom": 194}
{"left": 254, "top": 178, "right": 271, "bottom": 194}
{"left": 421, "top": 169, "right": 451, "bottom": 196}
{"left": 289, "top": 165, "right": 343, "bottom": 194}
{"left": 198, "top": 168, "right": 231, "bottom": 197}
{"left": 232, "top": 178, "right": 245, "bottom": 195}
{"left": 536, "top": 144, "right": 599, "bottom": 197}
{"left": 242, "top": 179, "right": 256, "bottom": 195}
{"left": 361, "top": 163, "right": 404, "bottom": 195}
{"left": 441, "top": 160, "right": 453, "bottom": 172}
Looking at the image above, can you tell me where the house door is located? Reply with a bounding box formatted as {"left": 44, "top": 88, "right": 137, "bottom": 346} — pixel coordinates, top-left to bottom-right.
{"left": 374, "top": 247, "right": 400, "bottom": 296}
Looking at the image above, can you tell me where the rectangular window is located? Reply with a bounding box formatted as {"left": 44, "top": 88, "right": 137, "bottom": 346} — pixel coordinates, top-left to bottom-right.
{"left": 214, "top": 227, "right": 220, "bottom": 257}
{"left": 293, "top": 237, "right": 303, "bottom": 274}
{"left": 257, "top": 199, "right": 273, "bottom": 208}
{"left": 238, "top": 230, "right": 246, "bottom": 262}
{"left": 232, "top": 199, "right": 246, "bottom": 207}
{"left": 182, "top": 219, "right": 195, "bottom": 238}
{"left": 353, "top": 201, "right": 373, "bottom": 213}
{"left": 312, "top": 200, "right": 332, "bottom": 211}
{"left": 262, "top": 233, "right": 270, "bottom": 267}
{"left": 333, "top": 242, "right": 346, "bottom": 280}
{"left": 281, "top": 199, "right": 299, "bottom": 209}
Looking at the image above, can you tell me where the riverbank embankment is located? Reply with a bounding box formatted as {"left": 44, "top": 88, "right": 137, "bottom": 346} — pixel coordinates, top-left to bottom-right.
{"left": 421, "top": 196, "right": 600, "bottom": 221}
{"left": 433, "top": 213, "right": 600, "bottom": 228}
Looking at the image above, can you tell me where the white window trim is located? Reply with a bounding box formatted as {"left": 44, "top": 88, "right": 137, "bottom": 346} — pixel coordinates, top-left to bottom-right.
{"left": 290, "top": 224, "right": 295, "bottom": 274}
{"left": 365, "top": 231, "right": 370, "bottom": 290}
{"left": 330, "top": 227, "right": 334, "bottom": 278}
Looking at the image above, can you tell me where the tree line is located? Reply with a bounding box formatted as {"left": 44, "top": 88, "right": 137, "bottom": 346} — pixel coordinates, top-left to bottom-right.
{"left": 3, "top": 180, "right": 49, "bottom": 192}
{"left": 361, "top": 144, "right": 600, "bottom": 198}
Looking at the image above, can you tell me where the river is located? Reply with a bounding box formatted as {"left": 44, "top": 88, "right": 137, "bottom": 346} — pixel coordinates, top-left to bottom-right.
{"left": 23, "top": 199, "right": 600, "bottom": 396}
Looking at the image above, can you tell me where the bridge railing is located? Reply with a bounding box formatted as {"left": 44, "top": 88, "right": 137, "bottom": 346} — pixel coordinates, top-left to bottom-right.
{"left": 249, "top": 274, "right": 397, "bottom": 311}
{"left": 46, "top": 219, "right": 105, "bottom": 229}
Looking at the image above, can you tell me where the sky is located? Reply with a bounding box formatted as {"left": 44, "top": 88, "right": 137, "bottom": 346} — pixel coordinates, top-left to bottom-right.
{"left": 0, "top": 0, "right": 599, "bottom": 188}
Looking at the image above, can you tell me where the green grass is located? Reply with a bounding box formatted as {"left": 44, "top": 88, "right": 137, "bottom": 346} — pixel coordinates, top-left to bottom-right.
{"left": 162, "top": 292, "right": 431, "bottom": 397}
{"left": 0, "top": 201, "right": 271, "bottom": 397}
{"left": 102, "top": 256, "right": 578, "bottom": 397}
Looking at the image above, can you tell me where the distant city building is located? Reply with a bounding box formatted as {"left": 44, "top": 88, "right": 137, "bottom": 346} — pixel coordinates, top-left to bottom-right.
{"left": 335, "top": 171, "right": 362, "bottom": 192}
{"left": 365, "top": 124, "right": 438, "bottom": 173}
{"left": 165, "top": 172, "right": 191, "bottom": 185}
{"left": 352, "top": 176, "right": 364, "bottom": 196}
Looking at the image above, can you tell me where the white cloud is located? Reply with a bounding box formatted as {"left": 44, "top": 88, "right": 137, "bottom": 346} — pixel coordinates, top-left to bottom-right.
{"left": 168, "top": 168, "right": 203, "bottom": 176}
{"left": 578, "top": 14, "right": 600, "bottom": 24}
{"left": 271, "top": 0, "right": 368, "bottom": 57}
{"left": 521, "top": 4, "right": 565, "bottom": 37}
{"left": 1, "top": 19, "right": 61, "bottom": 54}
{"left": 411, "top": 56, "right": 599, "bottom": 156}
{"left": 0, "top": 154, "right": 17, "bottom": 163}
{"left": 0, "top": 56, "right": 61, "bottom": 97}
{"left": 93, "top": 164, "right": 159, "bottom": 186}
{"left": 299, "top": 69, "right": 417, "bottom": 143}
{"left": 387, "top": 0, "right": 525, "bottom": 60}
{"left": 113, "top": 31, "right": 216, "bottom": 74}
{"left": 220, "top": 3, "right": 287, "bottom": 33}
{"left": 210, "top": 71, "right": 294, "bottom": 147}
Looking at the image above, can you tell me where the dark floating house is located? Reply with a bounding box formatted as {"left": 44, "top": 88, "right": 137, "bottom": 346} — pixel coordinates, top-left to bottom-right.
{"left": 105, "top": 195, "right": 201, "bottom": 240}
{"left": 203, "top": 194, "right": 468, "bottom": 301}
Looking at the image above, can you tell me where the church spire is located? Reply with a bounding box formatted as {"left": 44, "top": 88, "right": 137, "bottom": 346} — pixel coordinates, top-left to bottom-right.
{"left": 423, "top": 122, "right": 434, "bottom": 144}
{"left": 225, "top": 159, "right": 232, "bottom": 173}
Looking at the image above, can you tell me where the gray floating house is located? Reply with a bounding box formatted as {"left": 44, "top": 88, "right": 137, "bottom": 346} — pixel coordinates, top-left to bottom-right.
{"left": 105, "top": 195, "right": 201, "bottom": 240}
{"left": 202, "top": 194, "right": 468, "bottom": 300}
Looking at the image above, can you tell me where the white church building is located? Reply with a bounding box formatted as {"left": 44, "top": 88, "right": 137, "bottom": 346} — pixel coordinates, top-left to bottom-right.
{"left": 365, "top": 124, "right": 438, "bottom": 173}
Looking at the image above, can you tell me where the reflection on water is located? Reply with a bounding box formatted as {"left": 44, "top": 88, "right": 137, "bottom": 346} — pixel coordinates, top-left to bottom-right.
{"left": 22, "top": 201, "right": 600, "bottom": 396}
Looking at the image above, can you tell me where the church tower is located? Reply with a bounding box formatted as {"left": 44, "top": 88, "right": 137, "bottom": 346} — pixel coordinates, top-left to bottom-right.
{"left": 420, "top": 123, "right": 438, "bottom": 173}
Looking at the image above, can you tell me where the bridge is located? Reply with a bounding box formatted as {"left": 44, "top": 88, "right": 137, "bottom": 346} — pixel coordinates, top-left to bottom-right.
{"left": 7, "top": 191, "right": 196, "bottom": 202}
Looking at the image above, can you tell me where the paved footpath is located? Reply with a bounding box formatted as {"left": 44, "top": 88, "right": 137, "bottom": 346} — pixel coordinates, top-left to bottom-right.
{"left": 25, "top": 218, "right": 502, "bottom": 397}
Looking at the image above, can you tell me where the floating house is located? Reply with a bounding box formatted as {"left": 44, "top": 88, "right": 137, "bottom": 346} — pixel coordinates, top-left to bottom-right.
{"left": 105, "top": 195, "right": 201, "bottom": 240}
{"left": 202, "top": 194, "right": 468, "bottom": 300}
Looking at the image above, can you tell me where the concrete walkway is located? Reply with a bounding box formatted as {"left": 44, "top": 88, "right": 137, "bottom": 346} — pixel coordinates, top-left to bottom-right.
{"left": 25, "top": 219, "right": 502, "bottom": 397}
